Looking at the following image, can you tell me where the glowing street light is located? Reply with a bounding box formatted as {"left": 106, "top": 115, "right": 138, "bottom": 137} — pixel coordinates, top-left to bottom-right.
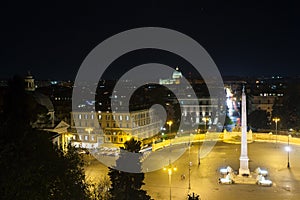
{"left": 167, "top": 120, "right": 173, "bottom": 134}
{"left": 85, "top": 127, "right": 93, "bottom": 134}
{"left": 285, "top": 134, "right": 291, "bottom": 168}
{"left": 272, "top": 117, "right": 280, "bottom": 146}
{"left": 163, "top": 161, "right": 177, "bottom": 200}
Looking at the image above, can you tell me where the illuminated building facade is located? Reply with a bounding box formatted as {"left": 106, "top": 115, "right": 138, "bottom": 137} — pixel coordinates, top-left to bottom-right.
{"left": 70, "top": 109, "right": 162, "bottom": 148}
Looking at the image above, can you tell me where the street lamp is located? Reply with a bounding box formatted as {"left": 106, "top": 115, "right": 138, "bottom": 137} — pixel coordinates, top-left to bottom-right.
{"left": 163, "top": 161, "right": 177, "bottom": 200}
{"left": 202, "top": 117, "right": 210, "bottom": 133}
{"left": 198, "top": 117, "right": 209, "bottom": 167}
{"left": 85, "top": 128, "right": 93, "bottom": 148}
{"left": 167, "top": 120, "right": 173, "bottom": 134}
{"left": 188, "top": 136, "right": 191, "bottom": 190}
{"left": 272, "top": 117, "right": 280, "bottom": 146}
{"left": 285, "top": 134, "right": 291, "bottom": 168}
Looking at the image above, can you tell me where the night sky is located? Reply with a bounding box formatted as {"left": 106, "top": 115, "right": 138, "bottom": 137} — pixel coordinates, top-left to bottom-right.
{"left": 0, "top": 1, "right": 299, "bottom": 80}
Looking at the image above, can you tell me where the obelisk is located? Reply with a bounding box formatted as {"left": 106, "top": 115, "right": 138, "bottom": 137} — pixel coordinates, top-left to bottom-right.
{"left": 239, "top": 86, "right": 250, "bottom": 175}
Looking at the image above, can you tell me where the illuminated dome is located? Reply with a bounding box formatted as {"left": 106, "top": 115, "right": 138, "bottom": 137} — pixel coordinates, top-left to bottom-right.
{"left": 172, "top": 67, "right": 182, "bottom": 79}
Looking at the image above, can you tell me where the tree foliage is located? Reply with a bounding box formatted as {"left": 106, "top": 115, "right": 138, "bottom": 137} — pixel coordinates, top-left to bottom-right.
{"left": 0, "top": 76, "right": 90, "bottom": 199}
{"left": 248, "top": 110, "right": 269, "bottom": 129}
{"left": 188, "top": 192, "right": 200, "bottom": 200}
{"left": 89, "top": 175, "right": 111, "bottom": 200}
{"left": 108, "top": 138, "right": 151, "bottom": 200}
{"left": 272, "top": 83, "right": 300, "bottom": 130}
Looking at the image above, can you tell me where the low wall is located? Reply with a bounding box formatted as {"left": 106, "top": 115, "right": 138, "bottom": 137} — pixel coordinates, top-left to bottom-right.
{"left": 253, "top": 133, "right": 300, "bottom": 145}
{"left": 152, "top": 132, "right": 300, "bottom": 151}
{"left": 152, "top": 133, "right": 222, "bottom": 151}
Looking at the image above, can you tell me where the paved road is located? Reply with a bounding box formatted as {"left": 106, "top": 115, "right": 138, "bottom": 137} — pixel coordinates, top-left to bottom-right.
{"left": 143, "top": 141, "right": 300, "bottom": 200}
{"left": 85, "top": 141, "right": 300, "bottom": 200}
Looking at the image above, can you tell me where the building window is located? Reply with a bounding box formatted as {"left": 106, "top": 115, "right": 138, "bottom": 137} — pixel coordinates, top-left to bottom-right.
{"left": 98, "top": 115, "right": 102, "bottom": 120}
{"left": 126, "top": 115, "right": 129, "bottom": 120}
{"left": 85, "top": 135, "right": 89, "bottom": 141}
{"left": 119, "top": 115, "right": 123, "bottom": 120}
{"left": 91, "top": 114, "right": 94, "bottom": 119}
{"left": 91, "top": 136, "right": 95, "bottom": 141}
{"left": 107, "top": 123, "right": 109, "bottom": 127}
{"left": 85, "top": 114, "right": 88, "bottom": 119}
{"left": 79, "top": 114, "right": 82, "bottom": 119}
{"left": 79, "top": 135, "right": 82, "bottom": 140}
{"left": 119, "top": 138, "right": 123, "bottom": 142}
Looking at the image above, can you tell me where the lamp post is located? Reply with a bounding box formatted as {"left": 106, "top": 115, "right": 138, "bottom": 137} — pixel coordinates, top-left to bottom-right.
{"left": 202, "top": 116, "right": 210, "bottom": 133}
{"left": 197, "top": 142, "right": 201, "bottom": 167}
{"left": 198, "top": 117, "right": 209, "bottom": 166}
{"left": 85, "top": 128, "right": 93, "bottom": 148}
{"left": 167, "top": 120, "right": 173, "bottom": 134}
{"left": 272, "top": 117, "right": 280, "bottom": 146}
{"left": 163, "top": 161, "right": 177, "bottom": 200}
{"left": 188, "top": 136, "right": 191, "bottom": 190}
{"left": 285, "top": 134, "right": 291, "bottom": 168}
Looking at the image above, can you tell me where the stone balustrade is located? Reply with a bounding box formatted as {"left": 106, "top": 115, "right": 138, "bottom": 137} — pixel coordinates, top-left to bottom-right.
{"left": 151, "top": 132, "right": 300, "bottom": 151}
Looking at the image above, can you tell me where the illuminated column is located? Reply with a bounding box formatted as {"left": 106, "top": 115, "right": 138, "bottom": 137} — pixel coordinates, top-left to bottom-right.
{"left": 239, "top": 87, "right": 250, "bottom": 175}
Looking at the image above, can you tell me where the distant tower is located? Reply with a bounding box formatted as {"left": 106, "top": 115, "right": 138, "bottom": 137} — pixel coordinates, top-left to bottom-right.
{"left": 239, "top": 86, "right": 250, "bottom": 175}
{"left": 25, "top": 71, "right": 35, "bottom": 91}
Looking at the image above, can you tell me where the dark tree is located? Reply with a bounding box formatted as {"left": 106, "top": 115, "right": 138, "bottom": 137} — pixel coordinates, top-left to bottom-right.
{"left": 224, "top": 114, "right": 233, "bottom": 126}
{"left": 272, "top": 83, "right": 300, "bottom": 130}
{"left": 0, "top": 76, "right": 90, "bottom": 200}
{"left": 108, "top": 138, "right": 151, "bottom": 200}
{"left": 248, "top": 110, "right": 269, "bottom": 129}
{"left": 188, "top": 192, "right": 200, "bottom": 200}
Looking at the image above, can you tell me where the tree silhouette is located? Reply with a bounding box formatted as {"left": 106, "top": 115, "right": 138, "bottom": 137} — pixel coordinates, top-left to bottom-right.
{"left": 272, "top": 83, "right": 300, "bottom": 130}
{"left": 188, "top": 192, "right": 200, "bottom": 200}
{"left": 248, "top": 110, "right": 268, "bottom": 129}
{"left": 108, "top": 138, "right": 151, "bottom": 200}
{"left": 0, "top": 76, "right": 90, "bottom": 199}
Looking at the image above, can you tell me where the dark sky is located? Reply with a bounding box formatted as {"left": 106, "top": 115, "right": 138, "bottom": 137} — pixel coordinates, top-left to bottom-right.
{"left": 0, "top": 0, "right": 299, "bottom": 80}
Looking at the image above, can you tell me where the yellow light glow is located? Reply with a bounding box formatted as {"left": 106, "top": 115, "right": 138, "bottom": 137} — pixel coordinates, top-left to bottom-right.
{"left": 126, "top": 136, "right": 132, "bottom": 141}
{"left": 272, "top": 117, "right": 280, "bottom": 122}
{"left": 202, "top": 117, "right": 209, "bottom": 122}
{"left": 167, "top": 121, "right": 173, "bottom": 126}
{"left": 85, "top": 128, "right": 93, "bottom": 133}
